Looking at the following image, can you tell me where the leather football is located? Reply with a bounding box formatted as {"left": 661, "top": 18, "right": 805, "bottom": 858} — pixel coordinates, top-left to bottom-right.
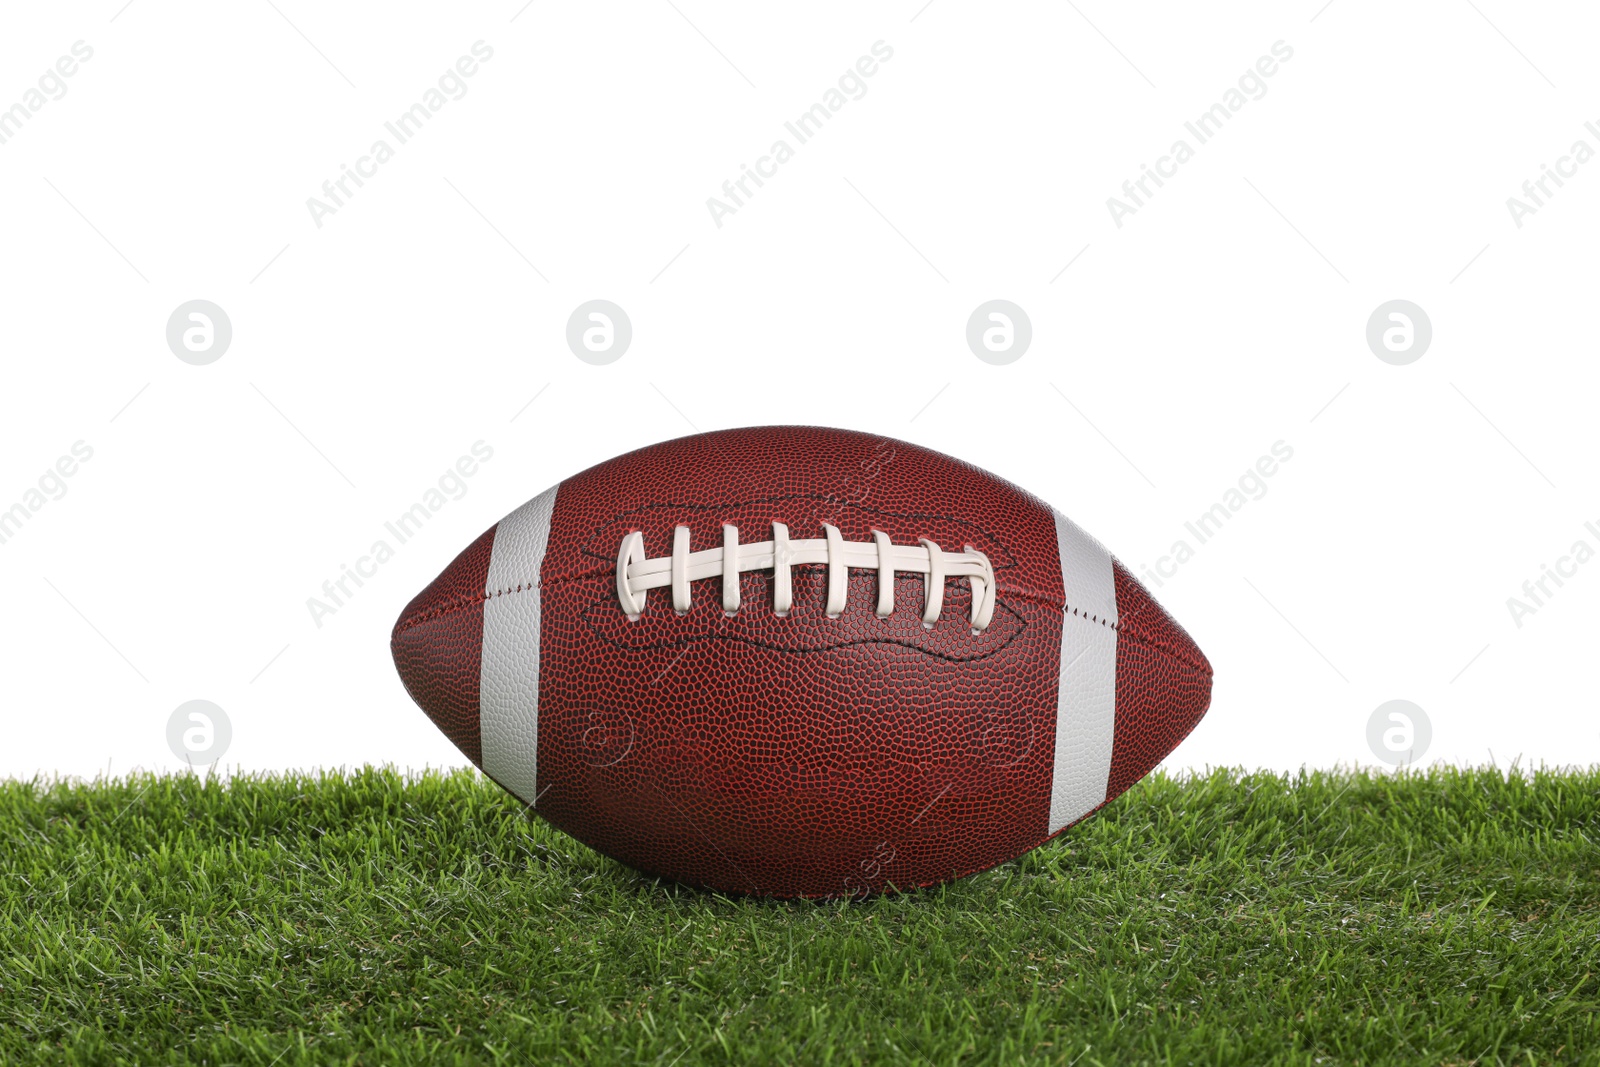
{"left": 391, "top": 427, "right": 1212, "bottom": 898}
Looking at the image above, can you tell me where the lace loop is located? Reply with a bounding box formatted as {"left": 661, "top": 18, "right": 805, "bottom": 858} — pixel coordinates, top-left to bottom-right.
{"left": 615, "top": 530, "right": 648, "bottom": 620}
{"left": 872, "top": 530, "right": 894, "bottom": 618}
{"left": 918, "top": 538, "right": 944, "bottom": 629}
{"left": 772, "top": 522, "right": 793, "bottom": 617}
{"left": 721, "top": 524, "right": 740, "bottom": 614}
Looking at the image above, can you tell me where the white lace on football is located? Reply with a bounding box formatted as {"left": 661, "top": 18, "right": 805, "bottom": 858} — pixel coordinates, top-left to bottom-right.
{"left": 615, "top": 523, "right": 997, "bottom": 633}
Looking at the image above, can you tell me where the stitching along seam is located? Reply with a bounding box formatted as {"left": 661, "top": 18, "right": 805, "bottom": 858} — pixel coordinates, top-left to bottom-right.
{"left": 616, "top": 522, "right": 997, "bottom": 634}
{"left": 395, "top": 578, "right": 1208, "bottom": 675}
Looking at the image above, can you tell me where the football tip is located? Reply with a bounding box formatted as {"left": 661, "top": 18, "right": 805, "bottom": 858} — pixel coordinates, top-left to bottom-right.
{"left": 389, "top": 525, "right": 498, "bottom": 767}
{"left": 1106, "top": 560, "right": 1212, "bottom": 795}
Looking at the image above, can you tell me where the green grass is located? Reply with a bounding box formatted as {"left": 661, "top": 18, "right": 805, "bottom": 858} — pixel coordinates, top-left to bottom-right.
{"left": 2, "top": 767, "right": 1598, "bottom": 1066}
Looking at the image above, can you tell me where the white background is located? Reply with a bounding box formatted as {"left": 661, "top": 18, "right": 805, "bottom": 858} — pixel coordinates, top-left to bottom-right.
{"left": 1, "top": 1, "right": 1594, "bottom": 780}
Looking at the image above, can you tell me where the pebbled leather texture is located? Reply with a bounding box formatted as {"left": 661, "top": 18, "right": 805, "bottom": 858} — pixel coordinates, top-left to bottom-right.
{"left": 391, "top": 426, "right": 1213, "bottom": 899}
{"left": 1107, "top": 560, "right": 1212, "bottom": 801}
{"left": 390, "top": 525, "right": 496, "bottom": 766}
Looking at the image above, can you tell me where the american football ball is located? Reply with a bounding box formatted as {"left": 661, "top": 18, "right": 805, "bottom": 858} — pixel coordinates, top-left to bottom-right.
{"left": 391, "top": 426, "right": 1211, "bottom": 898}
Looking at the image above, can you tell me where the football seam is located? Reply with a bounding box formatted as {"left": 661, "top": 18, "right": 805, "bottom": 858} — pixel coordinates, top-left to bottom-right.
{"left": 575, "top": 593, "right": 1027, "bottom": 664}
{"left": 393, "top": 571, "right": 1211, "bottom": 675}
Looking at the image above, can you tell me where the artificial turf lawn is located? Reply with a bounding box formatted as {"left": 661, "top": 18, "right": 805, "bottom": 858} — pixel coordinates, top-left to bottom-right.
{"left": 1, "top": 767, "right": 1597, "bottom": 1066}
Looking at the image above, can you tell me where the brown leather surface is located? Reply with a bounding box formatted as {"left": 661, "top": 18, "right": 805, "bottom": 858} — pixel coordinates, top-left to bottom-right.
{"left": 1107, "top": 560, "right": 1212, "bottom": 802}
{"left": 390, "top": 524, "right": 496, "bottom": 767}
